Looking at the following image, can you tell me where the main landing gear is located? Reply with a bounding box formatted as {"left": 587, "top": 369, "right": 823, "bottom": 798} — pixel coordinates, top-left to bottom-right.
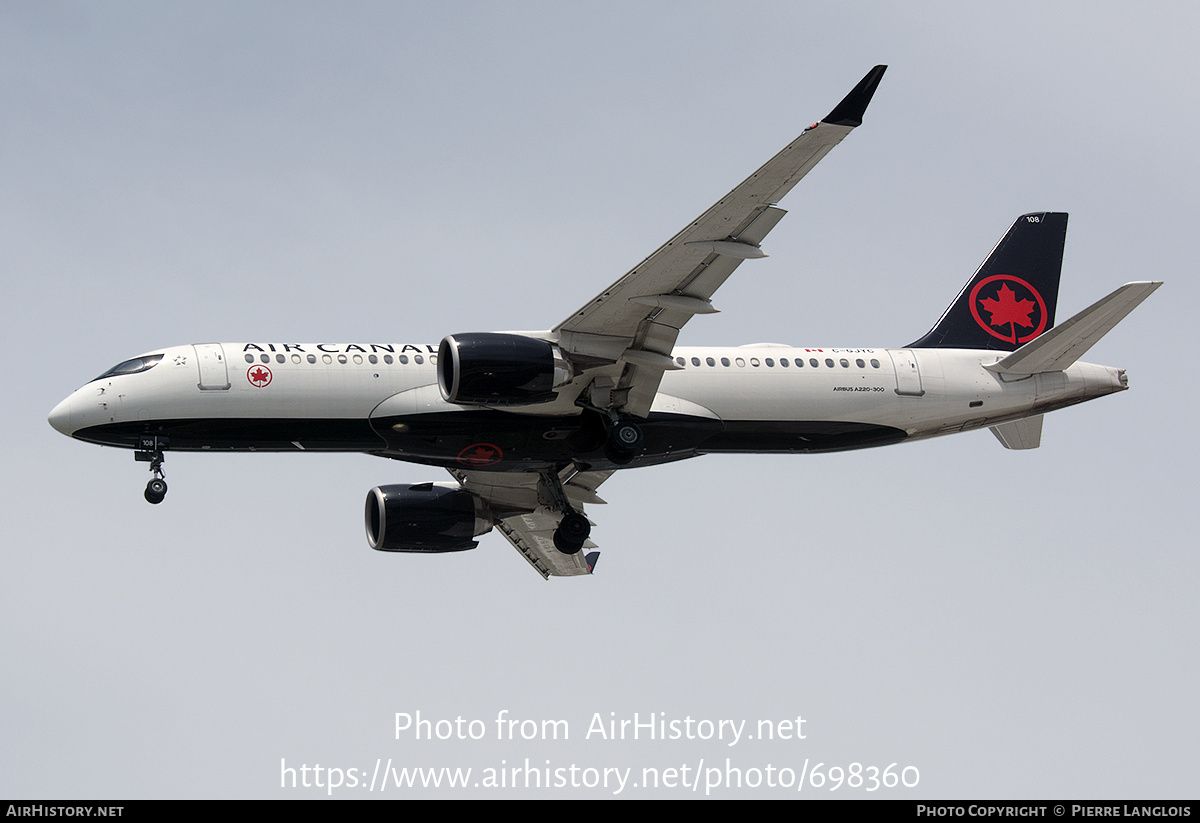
{"left": 554, "top": 511, "right": 591, "bottom": 555}
{"left": 604, "top": 418, "right": 644, "bottom": 465}
{"left": 540, "top": 468, "right": 592, "bottom": 555}
{"left": 574, "top": 384, "right": 647, "bottom": 465}
{"left": 134, "top": 435, "right": 168, "bottom": 504}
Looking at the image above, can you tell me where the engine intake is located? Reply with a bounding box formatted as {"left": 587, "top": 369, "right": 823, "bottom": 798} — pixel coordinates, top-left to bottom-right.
{"left": 438, "top": 333, "right": 574, "bottom": 406}
{"left": 365, "top": 483, "right": 492, "bottom": 553}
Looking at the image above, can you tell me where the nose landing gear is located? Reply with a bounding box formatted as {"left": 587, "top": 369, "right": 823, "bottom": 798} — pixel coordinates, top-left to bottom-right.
{"left": 135, "top": 435, "right": 169, "bottom": 504}
{"left": 144, "top": 474, "right": 167, "bottom": 504}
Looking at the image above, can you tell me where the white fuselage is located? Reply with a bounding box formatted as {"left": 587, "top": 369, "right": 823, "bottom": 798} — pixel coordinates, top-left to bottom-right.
{"left": 48, "top": 341, "right": 1127, "bottom": 467}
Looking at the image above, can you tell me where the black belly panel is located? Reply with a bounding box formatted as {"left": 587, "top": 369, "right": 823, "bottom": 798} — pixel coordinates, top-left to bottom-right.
{"left": 74, "top": 412, "right": 906, "bottom": 468}
{"left": 702, "top": 420, "right": 907, "bottom": 453}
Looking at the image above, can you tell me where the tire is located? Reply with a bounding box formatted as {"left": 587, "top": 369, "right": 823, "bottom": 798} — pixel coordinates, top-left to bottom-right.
{"left": 145, "top": 478, "right": 167, "bottom": 504}
{"left": 612, "top": 421, "right": 643, "bottom": 449}
{"left": 604, "top": 441, "right": 634, "bottom": 466}
{"left": 553, "top": 512, "right": 590, "bottom": 555}
{"left": 605, "top": 420, "right": 643, "bottom": 465}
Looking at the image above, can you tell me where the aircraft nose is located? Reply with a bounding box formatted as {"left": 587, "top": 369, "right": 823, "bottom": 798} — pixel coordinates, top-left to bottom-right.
{"left": 48, "top": 396, "right": 73, "bottom": 436}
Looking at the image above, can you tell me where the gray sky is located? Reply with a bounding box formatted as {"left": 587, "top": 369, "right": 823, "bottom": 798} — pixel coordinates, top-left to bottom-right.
{"left": 3, "top": 1, "right": 1197, "bottom": 798}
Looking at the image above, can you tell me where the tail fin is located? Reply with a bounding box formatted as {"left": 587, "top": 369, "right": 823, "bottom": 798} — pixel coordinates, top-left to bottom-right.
{"left": 908, "top": 212, "right": 1068, "bottom": 351}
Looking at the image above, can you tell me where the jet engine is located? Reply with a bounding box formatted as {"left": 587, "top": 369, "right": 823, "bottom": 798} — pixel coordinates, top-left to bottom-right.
{"left": 365, "top": 483, "right": 492, "bottom": 553}
{"left": 438, "top": 332, "right": 574, "bottom": 406}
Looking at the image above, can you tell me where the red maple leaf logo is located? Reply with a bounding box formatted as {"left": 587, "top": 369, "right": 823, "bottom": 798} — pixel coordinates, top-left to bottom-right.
{"left": 979, "top": 283, "right": 1036, "bottom": 333}
{"left": 968, "top": 275, "right": 1047, "bottom": 345}
{"left": 457, "top": 443, "right": 502, "bottom": 466}
{"left": 247, "top": 366, "right": 272, "bottom": 387}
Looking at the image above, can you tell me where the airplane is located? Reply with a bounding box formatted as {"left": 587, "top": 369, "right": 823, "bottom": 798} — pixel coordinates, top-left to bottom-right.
{"left": 48, "top": 65, "right": 1160, "bottom": 578}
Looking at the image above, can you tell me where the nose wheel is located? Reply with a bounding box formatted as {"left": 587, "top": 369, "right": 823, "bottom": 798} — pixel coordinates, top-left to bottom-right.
{"left": 135, "top": 436, "right": 169, "bottom": 504}
{"left": 144, "top": 475, "right": 168, "bottom": 505}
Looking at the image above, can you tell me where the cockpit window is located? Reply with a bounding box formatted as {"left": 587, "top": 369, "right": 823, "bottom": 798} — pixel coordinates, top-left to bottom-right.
{"left": 94, "top": 353, "right": 165, "bottom": 382}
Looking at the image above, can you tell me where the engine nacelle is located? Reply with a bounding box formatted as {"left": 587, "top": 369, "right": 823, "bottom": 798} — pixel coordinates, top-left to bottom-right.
{"left": 438, "top": 332, "right": 574, "bottom": 406}
{"left": 365, "top": 483, "right": 492, "bottom": 553}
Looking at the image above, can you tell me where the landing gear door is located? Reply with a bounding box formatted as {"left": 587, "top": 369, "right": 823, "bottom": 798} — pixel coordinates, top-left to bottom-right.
{"left": 194, "top": 343, "right": 231, "bottom": 390}
{"left": 888, "top": 349, "right": 924, "bottom": 397}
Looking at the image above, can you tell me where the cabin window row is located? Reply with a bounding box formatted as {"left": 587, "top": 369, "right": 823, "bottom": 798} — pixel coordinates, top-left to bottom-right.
{"left": 673, "top": 355, "right": 882, "bottom": 370}
{"left": 245, "top": 353, "right": 435, "bottom": 366}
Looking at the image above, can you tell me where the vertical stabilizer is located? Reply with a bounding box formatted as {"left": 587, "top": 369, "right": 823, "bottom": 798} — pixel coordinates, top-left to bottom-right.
{"left": 909, "top": 213, "right": 1067, "bottom": 351}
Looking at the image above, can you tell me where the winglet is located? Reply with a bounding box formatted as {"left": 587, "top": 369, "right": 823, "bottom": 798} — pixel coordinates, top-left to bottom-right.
{"left": 585, "top": 551, "right": 600, "bottom": 574}
{"left": 822, "top": 65, "right": 888, "bottom": 127}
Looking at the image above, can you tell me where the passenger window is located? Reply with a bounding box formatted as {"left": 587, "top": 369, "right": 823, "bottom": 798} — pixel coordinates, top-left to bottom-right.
{"left": 809, "top": 358, "right": 819, "bottom": 368}
{"left": 870, "top": 359, "right": 880, "bottom": 368}
{"left": 720, "top": 357, "right": 730, "bottom": 367}
{"left": 825, "top": 358, "right": 834, "bottom": 368}
{"left": 307, "top": 354, "right": 317, "bottom": 364}
{"left": 840, "top": 358, "right": 849, "bottom": 368}
{"left": 276, "top": 354, "right": 285, "bottom": 364}
{"left": 244, "top": 354, "right": 254, "bottom": 364}
{"left": 706, "top": 357, "right": 715, "bottom": 367}
{"left": 856, "top": 359, "right": 865, "bottom": 368}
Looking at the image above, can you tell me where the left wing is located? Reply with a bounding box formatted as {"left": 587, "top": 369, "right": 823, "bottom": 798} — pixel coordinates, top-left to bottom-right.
{"left": 450, "top": 467, "right": 612, "bottom": 578}
{"left": 552, "top": 65, "right": 887, "bottom": 417}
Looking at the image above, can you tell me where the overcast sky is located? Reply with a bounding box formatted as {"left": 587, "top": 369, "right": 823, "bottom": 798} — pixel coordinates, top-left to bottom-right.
{"left": 3, "top": 1, "right": 1197, "bottom": 798}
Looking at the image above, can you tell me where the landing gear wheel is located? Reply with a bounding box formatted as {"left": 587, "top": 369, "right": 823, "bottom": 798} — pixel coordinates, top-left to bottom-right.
{"left": 135, "top": 438, "right": 170, "bottom": 504}
{"left": 604, "top": 419, "right": 643, "bottom": 465}
{"left": 553, "top": 512, "right": 591, "bottom": 555}
{"left": 604, "top": 440, "right": 634, "bottom": 465}
{"left": 144, "top": 478, "right": 168, "bottom": 504}
{"left": 612, "top": 421, "right": 643, "bottom": 449}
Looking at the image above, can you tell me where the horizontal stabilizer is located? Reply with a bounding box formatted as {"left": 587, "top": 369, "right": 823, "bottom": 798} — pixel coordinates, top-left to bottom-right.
{"left": 986, "top": 281, "right": 1161, "bottom": 374}
{"left": 990, "top": 415, "right": 1043, "bottom": 450}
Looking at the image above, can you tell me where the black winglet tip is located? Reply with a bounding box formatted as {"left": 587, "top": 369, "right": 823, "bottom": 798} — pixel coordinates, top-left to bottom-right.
{"left": 585, "top": 551, "right": 600, "bottom": 573}
{"left": 821, "top": 64, "right": 887, "bottom": 127}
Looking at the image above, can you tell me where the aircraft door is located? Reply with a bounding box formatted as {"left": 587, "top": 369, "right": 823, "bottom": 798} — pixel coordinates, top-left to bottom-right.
{"left": 194, "top": 343, "right": 231, "bottom": 390}
{"left": 888, "top": 349, "right": 924, "bottom": 396}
